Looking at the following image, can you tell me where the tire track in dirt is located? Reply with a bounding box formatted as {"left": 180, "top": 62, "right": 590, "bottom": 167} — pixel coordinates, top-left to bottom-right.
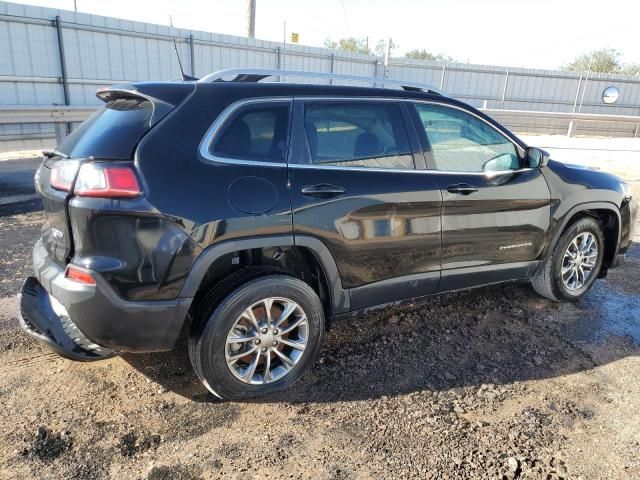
{"left": 0, "top": 351, "right": 63, "bottom": 373}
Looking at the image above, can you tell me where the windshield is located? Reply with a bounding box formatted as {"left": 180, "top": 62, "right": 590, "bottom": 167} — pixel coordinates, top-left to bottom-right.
{"left": 57, "top": 98, "right": 153, "bottom": 159}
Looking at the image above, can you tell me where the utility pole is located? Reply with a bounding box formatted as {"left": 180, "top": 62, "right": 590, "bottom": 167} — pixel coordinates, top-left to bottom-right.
{"left": 384, "top": 38, "right": 392, "bottom": 70}
{"left": 246, "top": 0, "right": 256, "bottom": 38}
{"left": 73, "top": 0, "right": 77, "bottom": 11}
{"left": 283, "top": 20, "right": 286, "bottom": 48}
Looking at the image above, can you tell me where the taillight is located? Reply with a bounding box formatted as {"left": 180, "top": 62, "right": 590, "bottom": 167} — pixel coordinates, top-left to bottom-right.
{"left": 65, "top": 265, "right": 96, "bottom": 286}
{"left": 74, "top": 163, "right": 142, "bottom": 198}
{"left": 50, "top": 159, "right": 80, "bottom": 191}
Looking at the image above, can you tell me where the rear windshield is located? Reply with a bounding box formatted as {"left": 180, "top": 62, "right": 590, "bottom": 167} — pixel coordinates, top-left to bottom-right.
{"left": 57, "top": 98, "right": 153, "bottom": 159}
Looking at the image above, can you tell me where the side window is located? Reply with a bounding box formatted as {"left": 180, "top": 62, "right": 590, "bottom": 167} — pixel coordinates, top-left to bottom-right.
{"left": 303, "top": 102, "right": 414, "bottom": 169}
{"left": 414, "top": 104, "right": 520, "bottom": 172}
{"left": 210, "top": 103, "right": 290, "bottom": 163}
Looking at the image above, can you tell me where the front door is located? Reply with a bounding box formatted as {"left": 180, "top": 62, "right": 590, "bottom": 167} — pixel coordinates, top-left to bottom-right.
{"left": 288, "top": 99, "right": 442, "bottom": 309}
{"left": 410, "top": 102, "right": 551, "bottom": 290}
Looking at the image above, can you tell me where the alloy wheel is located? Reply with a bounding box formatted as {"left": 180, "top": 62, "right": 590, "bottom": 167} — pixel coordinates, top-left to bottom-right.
{"left": 224, "top": 297, "right": 308, "bottom": 385}
{"left": 561, "top": 232, "right": 599, "bottom": 291}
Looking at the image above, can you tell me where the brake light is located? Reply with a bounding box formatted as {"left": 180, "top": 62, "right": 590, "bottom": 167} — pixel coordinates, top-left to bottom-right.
{"left": 74, "top": 163, "right": 142, "bottom": 198}
{"left": 50, "top": 159, "right": 80, "bottom": 191}
{"left": 65, "top": 266, "right": 96, "bottom": 286}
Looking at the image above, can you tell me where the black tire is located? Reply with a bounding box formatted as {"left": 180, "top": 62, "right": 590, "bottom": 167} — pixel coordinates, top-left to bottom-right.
{"left": 187, "top": 266, "right": 282, "bottom": 375}
{"left": 189, "top": 274, "right": 325, "bottom": 400}
{"left": 532, "top": 216, "right": 604, "bottom": 301}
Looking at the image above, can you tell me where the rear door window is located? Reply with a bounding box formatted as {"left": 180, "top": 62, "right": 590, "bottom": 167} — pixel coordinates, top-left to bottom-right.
{"left": 57, "top": 97, "right": 153, "bottom": 160}
{"left": 210, "top": 103, "right": 291, "bottom": 163}
{"left": 302, "top": 101, "right": 414, "bottom": 169}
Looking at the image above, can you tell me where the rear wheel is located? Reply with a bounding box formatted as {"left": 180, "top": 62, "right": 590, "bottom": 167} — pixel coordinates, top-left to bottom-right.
{"left": 189, "top": 275, "right": 325, "bottom": 400}
{"left": 532, "top": 216, "right": 604, "bottom": 301}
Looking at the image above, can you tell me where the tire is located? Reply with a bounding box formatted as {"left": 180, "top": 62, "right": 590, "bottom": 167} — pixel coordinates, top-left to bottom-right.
{"left": 188, "top": 274, "right": 325, "bottom": 401}
{"left": 187, "top": 266, "right": 281, "bottom": 374}
{"left": 532, "top": 216, "right": 604, "bottom": 301}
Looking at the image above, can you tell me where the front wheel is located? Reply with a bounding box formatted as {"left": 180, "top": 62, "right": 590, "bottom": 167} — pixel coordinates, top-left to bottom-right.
{"left": 532, "top": 216, "right": 604, "bottom": 301}
{"left": 189, "top": 275, "right": 325, "bottom": 400}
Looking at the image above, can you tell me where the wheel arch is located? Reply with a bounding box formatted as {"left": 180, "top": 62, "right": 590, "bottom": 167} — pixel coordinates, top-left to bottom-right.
{"left": 541, "top": 201, "right": 621, "bottom": 273}
{"left": 180, "top": 235, "right": 350, "bottom": 315}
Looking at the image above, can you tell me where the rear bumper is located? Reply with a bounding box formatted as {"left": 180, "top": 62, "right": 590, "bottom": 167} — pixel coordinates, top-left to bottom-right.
{"left": 19, "top": 239, "right": 191, "bottom": 357}
{"left": 19, "top": 276, "right": 116, "bottom": 361}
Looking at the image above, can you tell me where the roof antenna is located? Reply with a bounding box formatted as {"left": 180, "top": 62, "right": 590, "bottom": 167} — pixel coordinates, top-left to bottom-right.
{"left": 172, "top": 38, "right": 198, "bottom": 81}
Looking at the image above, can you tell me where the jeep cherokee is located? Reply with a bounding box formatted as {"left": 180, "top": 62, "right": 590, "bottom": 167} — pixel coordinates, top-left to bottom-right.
{"left": 19, "top": 69, "right": 638, "bottom": 400}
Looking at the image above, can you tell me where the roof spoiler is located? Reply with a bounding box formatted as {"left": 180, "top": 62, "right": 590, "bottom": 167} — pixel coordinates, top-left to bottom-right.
{"left": 96, "top": 83, "right": 195, "bottom": 126}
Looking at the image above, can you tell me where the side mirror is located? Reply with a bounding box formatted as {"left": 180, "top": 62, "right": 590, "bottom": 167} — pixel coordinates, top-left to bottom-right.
{"left": 482, "top": 153, "right": 519, "bottom": 172}
{"left": 526, "top": 147, "right": 550, "bottom": 168}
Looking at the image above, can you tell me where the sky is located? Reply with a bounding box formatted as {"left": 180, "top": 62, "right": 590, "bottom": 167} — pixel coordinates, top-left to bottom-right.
{"left": 12, "top": 0, "right": 640, "bottom": 70}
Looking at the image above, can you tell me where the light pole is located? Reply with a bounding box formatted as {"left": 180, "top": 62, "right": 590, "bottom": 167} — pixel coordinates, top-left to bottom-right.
{"left": 578, "top": 52, "right": 595, "bottom": 113}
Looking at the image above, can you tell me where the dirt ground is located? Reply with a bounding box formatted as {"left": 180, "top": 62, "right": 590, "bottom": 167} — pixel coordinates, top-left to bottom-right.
{"left": 0, "top": 139, "right": 639, "bottom": 479}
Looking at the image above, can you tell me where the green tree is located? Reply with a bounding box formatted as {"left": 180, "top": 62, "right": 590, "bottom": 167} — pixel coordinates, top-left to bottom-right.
{"left": 564, "top": 48, "right": 640, "bottom": 76}
{"left": 374, "top": 39, "right": 398, "bottom": 58}
{"left": 324, "top": 37, "right": 371, "bottom": 55}
{"left": 620, "top": 63, "right": 640, "bottom": 76}
{"left": 323, "top": 37, "right": 398, "bottom": 57}
{"left": 564, "top": 48, "right": 621, "bottom": 73}
{"left": 404, "top": 49, "right": 455, "bottom": 62}
{"left": 374, "top": 39, "right": 386, "bottom": 57}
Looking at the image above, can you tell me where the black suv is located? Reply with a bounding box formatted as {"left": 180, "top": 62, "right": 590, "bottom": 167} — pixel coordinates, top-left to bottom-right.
{"left": 20, "top": 69, "right": 637, "bottom": 400}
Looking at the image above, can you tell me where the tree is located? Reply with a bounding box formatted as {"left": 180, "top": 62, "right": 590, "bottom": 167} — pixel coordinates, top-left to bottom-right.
{"left": 324, "top": 37, "right": 371, "bottom": 55}
{"left": 404, "top": 49, "right": 455, "bottom": 62}
{"left": 374, "top": 39, "right": 386, "bottom": 57}
{"left": 564, "top": 48, "right": 640, "bottom": 76}
{"left": 564, "top": 48, "right": 621, "bottom": 73}
{"left": 621, "top": 64, "right": 640, "bottom": 76}
{"left": 323, "top": 37, "right": 398, "bottom": 57}
{"left": 374, "top": 39, "right": 398, "bottom": 58}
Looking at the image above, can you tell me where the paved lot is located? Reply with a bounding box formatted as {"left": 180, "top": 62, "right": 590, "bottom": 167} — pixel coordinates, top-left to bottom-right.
{"left": 0, "top": 138, "right": 639, "bottom": 479}
{"left": 0, "top": 158, "right": 41, "bottom": 208}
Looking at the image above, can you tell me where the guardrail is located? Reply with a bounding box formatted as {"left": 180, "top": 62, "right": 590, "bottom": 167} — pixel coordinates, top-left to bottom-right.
{"left": 0, "top": 106, "right": 96, "bottom": 124}
{"left": 0, "top": 106, "right": 96, "bottom": 145}
{"left": 483, "top": 108, "right": 640, "bottom": 137}
{"left": 1, "top": 106, "right": 639, "bottom": 146}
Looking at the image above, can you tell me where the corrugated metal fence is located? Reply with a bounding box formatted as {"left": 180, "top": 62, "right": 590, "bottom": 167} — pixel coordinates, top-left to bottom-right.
{"left": 1, "top": 0, "right": 640, "bottom": 152}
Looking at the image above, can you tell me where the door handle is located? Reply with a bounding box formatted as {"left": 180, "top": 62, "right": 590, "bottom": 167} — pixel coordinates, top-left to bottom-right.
{"left": 446, "top": 183, "right": 478, "bottom": 195}
{"left": 301, "top": 184, "right": 346, "bottom": 197}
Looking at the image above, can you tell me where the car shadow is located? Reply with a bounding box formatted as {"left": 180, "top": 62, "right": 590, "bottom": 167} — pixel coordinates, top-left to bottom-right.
{"left": 123, "top": 244, "right": 640, "bottom": 404}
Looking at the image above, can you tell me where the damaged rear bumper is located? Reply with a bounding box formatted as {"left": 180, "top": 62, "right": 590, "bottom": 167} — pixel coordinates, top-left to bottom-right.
{"left": 19, "top": 240, "right": 192, "bottom": 360}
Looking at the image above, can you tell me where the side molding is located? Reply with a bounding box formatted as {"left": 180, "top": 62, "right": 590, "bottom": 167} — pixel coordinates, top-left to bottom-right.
{"left": 350, "top": 271, "right": 440, "bottom": 311}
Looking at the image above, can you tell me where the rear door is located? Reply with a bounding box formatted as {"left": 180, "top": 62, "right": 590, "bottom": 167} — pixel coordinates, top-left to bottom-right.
{"left": 288, "top": 98, "right": 442, "bottom": 309}
{"left": 410, "top": 102, "right": 551, "bottom": 290}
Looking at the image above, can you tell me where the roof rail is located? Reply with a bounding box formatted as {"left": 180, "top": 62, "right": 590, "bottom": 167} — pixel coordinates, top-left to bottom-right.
{"left": 197, "top": 68, "right": 445, "bottom": 95}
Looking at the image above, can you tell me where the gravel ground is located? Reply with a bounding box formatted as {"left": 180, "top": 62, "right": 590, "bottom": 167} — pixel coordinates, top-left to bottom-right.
{"left": 0, "top": 140, "right": 639, "bottom": 479}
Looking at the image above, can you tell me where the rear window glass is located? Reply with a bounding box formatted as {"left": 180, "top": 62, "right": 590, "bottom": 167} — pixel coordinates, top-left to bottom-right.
{"left": 303, "top": 102, "right": 413, "bottom": 169}
{"left": 57, "top": 98, "right": 153, "bottom": 159}
{"left": 210, "top": 103, "right": 290, "bottom": 163}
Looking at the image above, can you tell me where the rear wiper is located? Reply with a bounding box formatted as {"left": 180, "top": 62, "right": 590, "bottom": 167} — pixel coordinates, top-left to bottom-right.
{"left": 42, "top": 149, "right": 69, "bottom": 159}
